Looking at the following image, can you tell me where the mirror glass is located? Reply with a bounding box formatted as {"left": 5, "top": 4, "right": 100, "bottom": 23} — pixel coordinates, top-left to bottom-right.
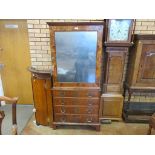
{"left": 55, "top": 31, "right": 97, "bottom": 83}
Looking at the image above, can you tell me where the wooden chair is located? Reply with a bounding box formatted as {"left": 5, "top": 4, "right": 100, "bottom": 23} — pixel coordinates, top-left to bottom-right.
{"left": 0, "top": 96, "right": 18, "bottom": 135}
{"left": 148, "top": 113, "right": 155, "bottom": 135}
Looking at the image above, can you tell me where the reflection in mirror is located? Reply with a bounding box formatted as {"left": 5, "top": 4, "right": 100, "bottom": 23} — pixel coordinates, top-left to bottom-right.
{"left": 55, "top": 31, "right": 97, "bottom": 83}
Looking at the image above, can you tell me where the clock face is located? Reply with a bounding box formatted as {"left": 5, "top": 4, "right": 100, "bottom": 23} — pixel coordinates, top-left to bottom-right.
{"left": 109, "top": 19, "right": 132, "bottom": 41}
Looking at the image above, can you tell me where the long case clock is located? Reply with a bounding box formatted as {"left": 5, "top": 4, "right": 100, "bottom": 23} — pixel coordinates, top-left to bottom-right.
{"left": 100, "top": 19, "right": 135, "bottom": 121}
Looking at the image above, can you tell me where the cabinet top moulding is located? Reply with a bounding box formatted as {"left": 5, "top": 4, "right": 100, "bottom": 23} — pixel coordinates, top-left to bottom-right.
{"left": 134, "top": 34, "right": 155, "bottom": 40}
{"left": 47, "top": 21, "right": 104, "bottom": 26}
{"left": 104, "top": 42, "right": 134, "bottom": 47}
{"left": 28, "top": 67, "right": 52, "bottom": 79}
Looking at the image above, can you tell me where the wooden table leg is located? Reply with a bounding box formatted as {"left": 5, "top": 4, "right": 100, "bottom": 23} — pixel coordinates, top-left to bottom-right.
{"left": 147, "top": 124, "right": 152, "bottom": 135}
{"left": 52, "top": 124, "right": 57, "bottom": 130}
{"left": 95, "top": 125, "right": 100, "bottom": 131}
{"left": 123, "top": 83, "right": 126, "bottom": 97}
{"left": 128, "top": 89, "right": 132, "bottom": 102}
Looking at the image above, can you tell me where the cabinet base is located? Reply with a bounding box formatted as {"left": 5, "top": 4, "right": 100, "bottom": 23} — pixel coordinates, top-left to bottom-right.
{"left": 52, "top": 122, "right": 101, "bottom": 131}
{"left": 123, "top": 112, "right": 151, "bottom": 123}
{"left": 100, "top": 117, "right": 122, "bottom": 122}
{"left": 123, "top": 102, "right": 155, "bottom": 123}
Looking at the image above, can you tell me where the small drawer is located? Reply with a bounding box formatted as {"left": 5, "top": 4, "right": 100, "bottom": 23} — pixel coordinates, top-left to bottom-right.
{"left": 52, "top": 89, "right": 100, "bottom": 97}
{"left": 54, "top": 105, "right": 99, "bottom": 115}
{"left": 54, "top": 114, "right": 99, "bottom": 123}
{"left": 53, "top": 97, "right": 100, "bottom": 106}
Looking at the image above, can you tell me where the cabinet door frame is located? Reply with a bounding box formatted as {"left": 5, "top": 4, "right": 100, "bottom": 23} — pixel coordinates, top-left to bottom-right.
{"left": 136, "top": 40, "right": 155, "bottom": 85}
{"left": 104, "top": 47, "right": 127, "bottom": 93}
{"left": 48, "top": 22, "right": 104, "bottom": 88}
{"left": 105, "top": 47, "right": 127, "bottom": 84}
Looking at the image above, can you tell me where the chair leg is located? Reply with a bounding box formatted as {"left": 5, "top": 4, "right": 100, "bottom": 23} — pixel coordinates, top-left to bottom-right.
{"left": 147, "top": 124, "right": 152, "bottom": 135}
{"left": 12, "top": 102, "right": 17, "bottom": 135}
{"left": 12, "top": 124, "right": 17, "bottom": 135}
{"left": 0, "top": 96, "right": 18, "bottom": 135}
{"left": 0, "top": 111, "right": 5, "bottom": 135}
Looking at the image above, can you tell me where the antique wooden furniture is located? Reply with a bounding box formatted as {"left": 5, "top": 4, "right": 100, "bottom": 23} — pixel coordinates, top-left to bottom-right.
{"left": 28, "top": 67, "right": 53, "bottom": 126}
{"left": 100, "top": 93, "right": 123, "bottom": 121}
{"left": 148, "top": 113, "right": 155, "bottom": 135}
{"left": 0, "top": 96, "right": 18, "bottom": 135}
{"left": 123, "top": 35, "right": 155, "bottom": 122}
{"left": 101, "top": 19, "right": 134, "bottom": 121}
{"left": 48, "top": 22, "right": 104, "bottom": 131}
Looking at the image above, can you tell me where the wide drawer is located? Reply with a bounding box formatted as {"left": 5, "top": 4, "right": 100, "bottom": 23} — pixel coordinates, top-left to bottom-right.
{"left": 53, "top": 97, "right": 100, "bottom": 106}
{"left": 54, "top": 114, "right": 99, "bottom": 123}
{"left": 53, "top": 89, "right": 100, "bottom": 97}
{"left": 54, "top": 105, "right": 99, "bottom": 115}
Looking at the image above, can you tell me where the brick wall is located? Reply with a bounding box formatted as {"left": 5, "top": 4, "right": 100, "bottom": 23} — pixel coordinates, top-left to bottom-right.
{"left": 27, "top": 19, "right": 155, "bottom": 70}
{"left": 27, "top": 19, "right": 93, "bottom": 70}
{"left": 27, "top": 19, "right": 155, "bottom": 102}
{"left": 135, "top": 19, "right": 155, "bottom": 34}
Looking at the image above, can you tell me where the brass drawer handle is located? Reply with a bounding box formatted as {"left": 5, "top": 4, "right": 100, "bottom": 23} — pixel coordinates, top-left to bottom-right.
{"left": 87, "top": 108, "right": 93, "bottom": 114}
{"left": 86, "top": 117, "right": 93, "bottom": 123}
{"left": 88, "top": 101, "right": 93, "bottom": 106}
{"left": 61, "top": 102, "right": 65, "bottom": 105}
{"left": 61, "top": 107, "right": 66, "bottom": 113}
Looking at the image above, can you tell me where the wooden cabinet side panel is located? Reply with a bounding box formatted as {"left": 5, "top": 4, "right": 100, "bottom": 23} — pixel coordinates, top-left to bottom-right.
{"left": 45, "top": 79, "right": 53, "bottom": 126}
{"left": 127, "top": 41, "right": 142, "bottom": 86}
{"left": 32, "top": 77, "right": 48, "bottom": 125}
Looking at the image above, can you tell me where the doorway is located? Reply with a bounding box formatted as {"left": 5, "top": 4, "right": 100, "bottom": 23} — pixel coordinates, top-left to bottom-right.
{"left": 0, "top": 20, "right": 33, "bottom": 104}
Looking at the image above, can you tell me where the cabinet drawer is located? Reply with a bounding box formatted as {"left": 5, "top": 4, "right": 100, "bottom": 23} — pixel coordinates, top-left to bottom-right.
{"left": 53, "top": 90, "right": 100, "bottom": 97}
{"left": 53, "top": 97, "right": 99, "bottom": 106}
{"left": 54, "top": 114, "right": 99, "bottom": 123}
{"left": 54, "top": 105, "right": 99, "bottom": 115}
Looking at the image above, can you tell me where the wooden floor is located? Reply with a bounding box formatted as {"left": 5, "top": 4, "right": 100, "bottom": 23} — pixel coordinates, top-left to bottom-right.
{"left": 21, "top": 115, "right": 155, "bottom": 135}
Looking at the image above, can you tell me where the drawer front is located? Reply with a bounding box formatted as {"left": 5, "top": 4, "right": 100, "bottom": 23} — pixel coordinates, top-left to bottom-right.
{"left": 53, "top": 90, "right": 100, "bottom": 97}
{"left": 54, "top": 114, "right": 99, "bottom": 123}
{"left": 53, "top": 97, "right": 99, "bottom": 106}
{"left": 54, "top": 105, "right": 99, "bottom": 115}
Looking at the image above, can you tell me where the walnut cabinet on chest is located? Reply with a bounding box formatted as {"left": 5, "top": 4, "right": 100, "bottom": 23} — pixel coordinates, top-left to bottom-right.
{"left": 48, "top": 22, "right": 104, "bottom": 131}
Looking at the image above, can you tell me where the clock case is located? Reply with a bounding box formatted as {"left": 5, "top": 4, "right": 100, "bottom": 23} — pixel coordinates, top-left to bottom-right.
{"left": 103, "top": 19, "right": 135, "bottom": 93}
{"left": 104, "top": 19, "right": 135, "bottom": 47}
{"left": 100, "top": 19, "right": 135, "bottom": 121}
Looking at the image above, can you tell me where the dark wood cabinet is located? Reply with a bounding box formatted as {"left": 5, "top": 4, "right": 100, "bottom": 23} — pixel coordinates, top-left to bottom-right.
{"left": 29, "top": 67, "right": 53, "bottom": 126}
{"left": 127, "top": 35, "right": 155, "bottom": 87}
{"left": 124, "top": 35, "right": 155, "bottom": 122}
{"left": 48, "top": 22, "right": 104, "bottom": 130}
